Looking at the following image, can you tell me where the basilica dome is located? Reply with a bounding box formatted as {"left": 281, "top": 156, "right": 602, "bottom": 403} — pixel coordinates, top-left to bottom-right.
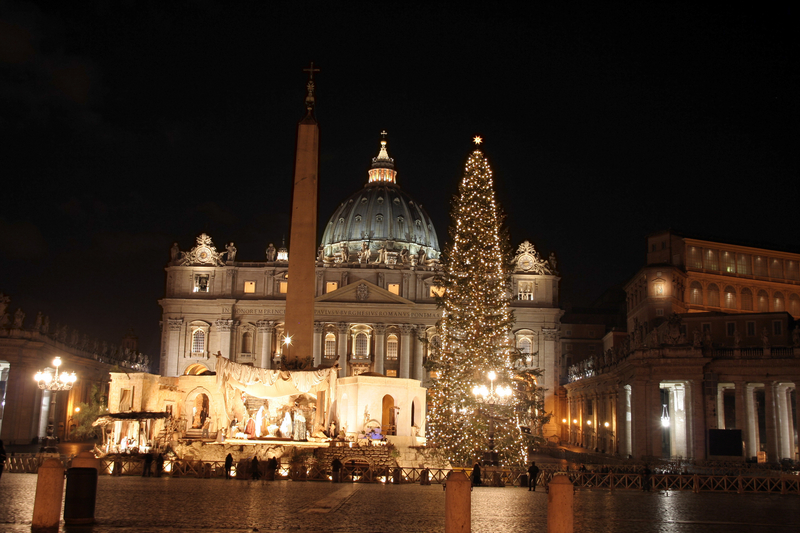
{"left": 320, "top": 134, "right": 441, "bottom": 263}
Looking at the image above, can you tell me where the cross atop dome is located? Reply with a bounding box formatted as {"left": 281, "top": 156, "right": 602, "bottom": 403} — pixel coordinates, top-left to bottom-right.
{"left": 303, "top": 61, "right": 320, "bottom": 113}
{"left": 368, "top": 131, "right": 397, "bottom": 185}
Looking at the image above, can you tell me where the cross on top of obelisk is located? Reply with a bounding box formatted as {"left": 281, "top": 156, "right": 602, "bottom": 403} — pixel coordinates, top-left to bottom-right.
{"left": 304, "top": 62, "right": 320, "bottom": 111}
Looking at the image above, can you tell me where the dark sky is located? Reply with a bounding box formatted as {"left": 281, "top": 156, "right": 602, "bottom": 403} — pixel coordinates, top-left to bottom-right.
{"left": 0, "top": 2, "right": 796, "bottom": 359}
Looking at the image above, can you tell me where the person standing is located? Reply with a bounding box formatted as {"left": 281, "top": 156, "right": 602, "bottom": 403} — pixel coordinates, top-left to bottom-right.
{"left": 142, "top": 452, "right": 153, "bottom": 477}
{"left": 331, "top": 457, "right": 342, "bottom": 483}
{"left": 224, "top": 453, "right": 233, "bottom": 479}
{"left": 471, "top": 463, "right": 482, "bottom": 487}
{"left": 527, "top": 462, "right": 540, "bottom": 491}
{"left": 155, "top": 453, "right": 164, "bottom": 478}
{"left": 251, "top": 456, "right": 261, "bottom": 480}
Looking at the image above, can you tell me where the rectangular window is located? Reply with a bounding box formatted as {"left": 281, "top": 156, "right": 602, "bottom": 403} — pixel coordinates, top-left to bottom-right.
{"left": 753, "top": 256, "right": 768, "bottom": 277}
{"left": 737, "top": 254, "right": 751, "bottom": 275}
{"left": 726, "top": 323, "right": 735, "bottom": 337}
{"left": 194, "top": 274, "right": 210, "bottom": 293}
{"left": 656, "top": 308, "right": 664, "bottom": 316}
{"left": 279, "top": 281, "right": 288, "bottom": 294}
{"left": 770, "top": 258, "right": 783, "bottom": 279}
{"left": 386, "top": 369, "right": 398, "bottom": 377}
{"left": 388, "top": 283, "right": 400, "bottom": 295}
{"left": 746, "top": 321, "right": 756, "bottom": 337}
{"left": 326, "top": 281, "right": 338, "bottom": 293}
{"left": 773, "top": 321, "right": 782, "bottom": 336}
{"left": 786, "top": 260, "right": 800, "bottom": 281}
{"left": 687, "top": 247, "right": 703, "bottom": 269}
{"left": 704, "top": 249, "right": 719, "bottom": 271}
{"left": 244, "top": 281, "right": 256, "bottom": 293}
{"left": 702, "top": 323, "right": 711, "bottom": 333}
{"left": 721, "top": 251, "right": 736, "bottom": 273}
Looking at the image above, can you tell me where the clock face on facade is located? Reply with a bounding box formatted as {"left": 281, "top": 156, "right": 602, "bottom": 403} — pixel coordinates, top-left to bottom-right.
{"left": 197, "top": 246, "right": 212, "bottom": 263}
{"left": 519, "top": 254, "right": 534, "bottom": 271}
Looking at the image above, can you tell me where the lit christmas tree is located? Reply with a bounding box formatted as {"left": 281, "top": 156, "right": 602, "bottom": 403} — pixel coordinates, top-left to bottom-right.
{"left": 426, "top": 137, "right": 539, "bottom": 467}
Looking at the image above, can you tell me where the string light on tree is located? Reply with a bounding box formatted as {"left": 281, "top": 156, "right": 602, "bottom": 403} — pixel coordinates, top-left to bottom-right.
{"left": 425, "top": 137, "right": 543, "bottom": 467}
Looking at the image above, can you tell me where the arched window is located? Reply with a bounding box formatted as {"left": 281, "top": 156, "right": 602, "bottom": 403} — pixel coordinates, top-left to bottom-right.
{"left": 355, "top": 333, "right": 368, "bottom": 357}
{"left": 773, "top": 292, "right": 785, "bottom": 312}
{"left": 741, "top": 288, "right": 753, "bottom": 311}
{"left": 324, "top": 332, "right": 336, "bottom": 358}
{"left": 241, "top": 331, "right": 252, "bottom": 353}
{"left": 789, "top": 294, "right": 800, "bottom": 317}
{"left": 519, "top": 338, "right": 532, "bottom": 354}
{"left": 386, "top": 334, "right": 399, "bottom": 360}
{"left": 192, "top": 330, "right": 205, "bottom": 354}
{"left": 723, "top": 286, "right": 736, "bottom": 309}
{"left": 757, "top": 290, "right": 769, "bottom": 312}
{"left": 707, "top": 284, "right": 720, "bottom": 307}
{"left": 690, "top": 282, "right": 703, "bottom": 305}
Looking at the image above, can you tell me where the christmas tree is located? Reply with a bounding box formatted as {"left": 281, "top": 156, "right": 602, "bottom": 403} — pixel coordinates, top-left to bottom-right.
{"left": 426, "top": 137, "right": 536, "bottom": 467}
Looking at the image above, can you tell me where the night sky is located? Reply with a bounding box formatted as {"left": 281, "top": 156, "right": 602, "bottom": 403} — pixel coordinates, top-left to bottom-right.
{"left": 0, "top": 2, "right": 796, "bottom": 361}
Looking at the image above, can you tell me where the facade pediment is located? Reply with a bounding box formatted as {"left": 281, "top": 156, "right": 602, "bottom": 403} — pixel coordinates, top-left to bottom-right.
{"left": 315, "top": 280, "right": 413, "bottom": 305}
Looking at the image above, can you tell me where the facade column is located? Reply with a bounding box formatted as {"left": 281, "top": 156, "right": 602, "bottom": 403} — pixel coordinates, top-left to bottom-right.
{"left": 399, "top": 324, "right": 413, "bottom": 379}
{"left": 795, "top": 382, "right": 800, "bottom": 462}
{"left": 257, "top": 320, "right": 275, "bottom": 369}
{"left": 336, "top": 322, "right": 349, "bottom": 378}
{"left": 744, "top": 383, "right": 758, "bottom": 459}
{"left": 414, "top": 324, "right": 426, "bottom": 380}
{"left": 777, "top": 384, "right": 792, "bottom": 460}
{"left": 373, "top": 324, "right": 386, "bottom": 375}
{"left": 649, "top": 381, "right": 663, "bottom": 458}
{"left": 616, "top": 386, "right": 627, "bottom": 456}
{"left": 313, "top": 322, "right": 323, "bottom": 367}
{"left": 629, "top": 381, "right": 648, "bottom": 459}
{"left": 763, "top": 381, "right": 779, "bottom": 463}
{"left": 734, "top": 380, "right": 746, "bottom": 444}
{"left": 541, "top": 329, "right": 558, "bottom": 430}
{"left": 688, "top": 379, "right": 706, "bottom": 461}
{"left": 166, "top": 318, "right": 183, "bottom": 377}
{"left": 215, "top": 319, "right": 233, "bottom": 360}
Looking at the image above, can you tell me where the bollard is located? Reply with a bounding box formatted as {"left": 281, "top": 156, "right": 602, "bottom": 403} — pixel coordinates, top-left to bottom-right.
{"left": 64, "top": 467, "right": 98, "bottom": 525}
{"left": 32, "top": 458, "right": 65, "bottom": 532}
{"left": 71, "top": 451, "right": 101, "bottom": 473}
{"left": 445, "top": 470, "right": 470, "bottom": 533}
{"left": 547, "top": 474, "right": 574, "bottom": 533}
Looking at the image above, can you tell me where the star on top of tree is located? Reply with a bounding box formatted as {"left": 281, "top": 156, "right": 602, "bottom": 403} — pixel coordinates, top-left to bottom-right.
{"left": 473, "top": 135, "right": 483, "bottom": 145}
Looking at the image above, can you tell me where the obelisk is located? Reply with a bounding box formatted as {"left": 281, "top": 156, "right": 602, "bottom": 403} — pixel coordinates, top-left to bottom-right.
{"left": 283, "top": 63, "right": 320, "bottom": 369}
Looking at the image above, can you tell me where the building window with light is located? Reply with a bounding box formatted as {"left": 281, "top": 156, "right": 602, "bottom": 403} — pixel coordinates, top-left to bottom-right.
{"left": 194, "top": 274, "right": 210, "bottom": 293}
{"left": 326, "top": 281, "right": 338, "bottom": 293}
{"left": 704, "top": 249, "right": 719, "bottom": 271}
{"left": 786, "top": 261, "right": 800, "bottom": 281}
{"left": 241, "top": 331, "right": 252, "bottom": 354}
{"left": 324, "top": 332, "right": 336, "bottom": 358}
{"left": 386, "top": 334, "right": 398, "bottom": 360}
{"left": 244, "top": 281, "right": 256, "bottom": 294}
{"left": 754, "top": 256, "right": 768, "bottom": 277}
{"left": 721, "top": 251, "right": 736, "bottom": 273}
{"left": 388, "top": 283, "right": 400, "bottom": 295}
{"left": 773, "top": 292, "right": 785, "bottom": 312}
{"left": 192, "top": 330, "right": 205, "bottom": 354}
{"left": 690, "top": 282, "right": 703, "bottom": 305}
{"left": 355, "top": 333, "right": 368, "bottom": 357}
{"left": 789, "top": 294, "right": 800, "bottom": 316}
{"left": 687, "top": 247, "right": 703, "bottom": 269}
{"left": 723, "top": 286, "right": 736, "bottom": 309}
{"left": 737, "top": 254, "right": 751, "bottom": 275}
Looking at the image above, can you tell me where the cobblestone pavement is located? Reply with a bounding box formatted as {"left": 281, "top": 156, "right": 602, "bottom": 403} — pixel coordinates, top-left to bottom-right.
{"left": 2, "top": 473, "right": 800, "bottom": 532}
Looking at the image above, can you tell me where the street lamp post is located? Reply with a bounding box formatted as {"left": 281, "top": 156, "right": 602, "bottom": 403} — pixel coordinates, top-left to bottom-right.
{"left": 472, "top": 371, "right": 513, "bottom": 468}
{"left": 34, "top": 356, "right": 77, "bottom": 453}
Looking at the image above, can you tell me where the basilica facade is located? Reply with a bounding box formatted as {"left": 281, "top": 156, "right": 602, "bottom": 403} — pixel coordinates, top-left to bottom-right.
{"left": 158, "top": 136, "right": 565, "bottom": 439}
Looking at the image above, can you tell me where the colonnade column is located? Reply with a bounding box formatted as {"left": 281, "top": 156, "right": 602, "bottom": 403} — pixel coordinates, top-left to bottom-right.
{"left": 414, "top": 325, "right": 426, "bottom": 381}
{"left": 399, "top": 325, "right": 413, "bottom": 379}
{"left": 616, "top": 386, "right": 627, "bottom": 457}
{"left": 795, "top": 382, "right": 800, "bottom": 462}
{"left": 336, "top": 322, "right": 348, "bottom": 378}
{"left": 0, "top": 363, "right": 39, "bottom": 443}
{"left": 777, "top": 384, "right": 793, "bottom": 460}
{"left": 649, "top": 381, "right": 663, "bottom": 458}
{"left": 734, "top": 381, "right": 746, "bottom": 447}
{"left": 763, "top": 381, "right": 779, "bottom": 463}
{"left": 689, "top": 379, "right": 706, "bottom": 461}
{"left": 373, "top": 325, "right": 386, "bottom": 375}
{"left": 744, "top": 384, "right": 758, "bottom": 459}
{"left": 312, "top": 322, "right": 323, "bottom": 367}
{"left": 166, "top": 318, "right": 183, "bottom": 376}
